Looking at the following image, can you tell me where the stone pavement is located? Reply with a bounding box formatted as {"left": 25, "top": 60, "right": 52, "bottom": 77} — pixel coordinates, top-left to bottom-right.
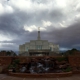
{"left": 0, "top": 74, "right": 80, "bottom": 80}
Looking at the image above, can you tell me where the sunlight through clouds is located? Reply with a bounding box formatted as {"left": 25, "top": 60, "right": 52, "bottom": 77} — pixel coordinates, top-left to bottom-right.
{"left": 56, "top": 0, "right": 67, "bottom": 8}
{"left": 0, "top": 35, "right": 12, "bottom": 41}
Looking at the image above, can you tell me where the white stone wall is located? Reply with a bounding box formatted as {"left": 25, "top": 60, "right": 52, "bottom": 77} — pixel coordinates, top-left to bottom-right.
{"left": 19, "top": 44, "right": 25, "bottom": 55}
{"left": 19, "top": 40, "right": 59, "bottom": 55}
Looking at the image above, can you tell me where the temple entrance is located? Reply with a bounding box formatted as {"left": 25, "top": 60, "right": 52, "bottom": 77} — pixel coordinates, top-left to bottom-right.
{"left": 29, "top": 52, "right": 49, "bottom": 56}
{"left": 29, "top": 49, "right": 50, "bottom": 56}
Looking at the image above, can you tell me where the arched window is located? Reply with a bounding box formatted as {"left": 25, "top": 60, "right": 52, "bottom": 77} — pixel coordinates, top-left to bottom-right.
{"left": 50, "top": 47, "right": 52, "bottom": 51}
{"left": 26, "top": 47, "right": 28, "bottom": 51}
{"left": 36, "top": 45, "right": 42, "bottom": 50}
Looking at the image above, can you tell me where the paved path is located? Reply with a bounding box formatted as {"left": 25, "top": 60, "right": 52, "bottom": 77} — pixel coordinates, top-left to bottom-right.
{"left": 0, "top": 74, "right": 80, "bottom": 80}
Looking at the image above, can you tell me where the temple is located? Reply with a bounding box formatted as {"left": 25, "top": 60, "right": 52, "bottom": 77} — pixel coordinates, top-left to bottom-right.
{"left": 19, "top": 27, "right": 59, "bottom": 56}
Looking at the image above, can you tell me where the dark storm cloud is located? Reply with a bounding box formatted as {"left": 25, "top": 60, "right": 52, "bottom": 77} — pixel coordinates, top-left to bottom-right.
{"left": 0, "top": 14, "right": 22, "bottom": 34}
{"left": 45, "top": 22, "right": 80, "bottom": 49}
{"left": 0, "top": 4, "right": 64, "bottom": 40}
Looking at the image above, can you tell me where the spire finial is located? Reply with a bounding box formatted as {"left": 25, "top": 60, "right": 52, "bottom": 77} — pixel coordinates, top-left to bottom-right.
{"left": 37, "top": 27, "right": 41, "bottom": 40}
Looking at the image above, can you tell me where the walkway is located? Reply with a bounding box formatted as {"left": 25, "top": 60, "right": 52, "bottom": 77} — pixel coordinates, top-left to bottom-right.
{"left": 0, "top": 74, "right": 80, "bottom": 80}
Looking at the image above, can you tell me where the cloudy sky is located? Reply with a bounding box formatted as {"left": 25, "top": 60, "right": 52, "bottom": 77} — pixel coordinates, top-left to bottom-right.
{"left": 0, "top": 0, "right": 80, "bottom": 51}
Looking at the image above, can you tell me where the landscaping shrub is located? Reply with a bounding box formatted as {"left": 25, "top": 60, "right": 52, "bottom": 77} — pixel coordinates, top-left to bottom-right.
{"left": 62, "top": 66, "right": 72, "bottom": 72}
{"left": 56, "top": 57, "right": 68, "bottom": 62}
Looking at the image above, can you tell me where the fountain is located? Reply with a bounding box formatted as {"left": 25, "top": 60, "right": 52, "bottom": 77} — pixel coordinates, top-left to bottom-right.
{"left": 8, "top": 57, "right": 72, "bottom": 78}
{"left": 19, "top": 57, "right": 62, "bottom": 73}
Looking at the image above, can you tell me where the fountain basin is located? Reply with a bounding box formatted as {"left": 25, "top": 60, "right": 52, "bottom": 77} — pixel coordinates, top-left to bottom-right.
{"left": 8, "top": 71, "right": 72, "bottom": 78}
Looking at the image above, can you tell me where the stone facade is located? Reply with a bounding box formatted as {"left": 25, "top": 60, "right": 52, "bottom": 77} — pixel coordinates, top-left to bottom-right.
{"left": 19, "top": 28, "right": 59, "bottom": 56}
{"left": 19, "top": 40, "right": 59, "bottom": 56}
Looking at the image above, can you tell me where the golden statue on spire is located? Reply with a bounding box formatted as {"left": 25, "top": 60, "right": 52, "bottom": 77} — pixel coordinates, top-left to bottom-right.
{"left": 38, "top": 27, "right": 40, "bottom": 31}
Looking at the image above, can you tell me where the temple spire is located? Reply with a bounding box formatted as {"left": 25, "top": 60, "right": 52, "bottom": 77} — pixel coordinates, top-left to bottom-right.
{"left": 37, "top": 27, "right": 41, "bottom": 40}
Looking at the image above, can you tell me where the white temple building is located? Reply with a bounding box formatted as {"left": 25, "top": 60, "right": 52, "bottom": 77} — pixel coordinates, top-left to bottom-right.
{"left": 19, "top": 28, "right": 59, "bottom": 56}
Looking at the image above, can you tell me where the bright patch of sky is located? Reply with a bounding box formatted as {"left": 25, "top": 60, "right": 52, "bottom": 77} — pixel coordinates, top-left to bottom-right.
{"left": 0, "top": 35, "right": 12, "bottom": 41}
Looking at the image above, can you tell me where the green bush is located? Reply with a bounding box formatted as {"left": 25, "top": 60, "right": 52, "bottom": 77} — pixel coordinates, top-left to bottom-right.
{"left": 8, "top": 64, "right": 13, "bottom": 69}
{"left": 56, "top": 57, "right": 68, "bottom": 62}
{"left": 63, "top": 67, "right": 72, "bottom": 72}
{"left": 13, "top": 59, "right": 20, "bottom": 64}
{"left": 8, "top": 59, "right": 20, "bottom": 70}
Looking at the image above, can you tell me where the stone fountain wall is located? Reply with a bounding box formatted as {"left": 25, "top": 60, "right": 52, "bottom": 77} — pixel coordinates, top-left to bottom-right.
{"left": 0, "top": 56, "right": 80, "bottom": 67}
{"left": 68, "top": 56, "right": 80, "bottom": 67}
{"left": 0, "top": 56, "right": 80, "bottom": 74}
